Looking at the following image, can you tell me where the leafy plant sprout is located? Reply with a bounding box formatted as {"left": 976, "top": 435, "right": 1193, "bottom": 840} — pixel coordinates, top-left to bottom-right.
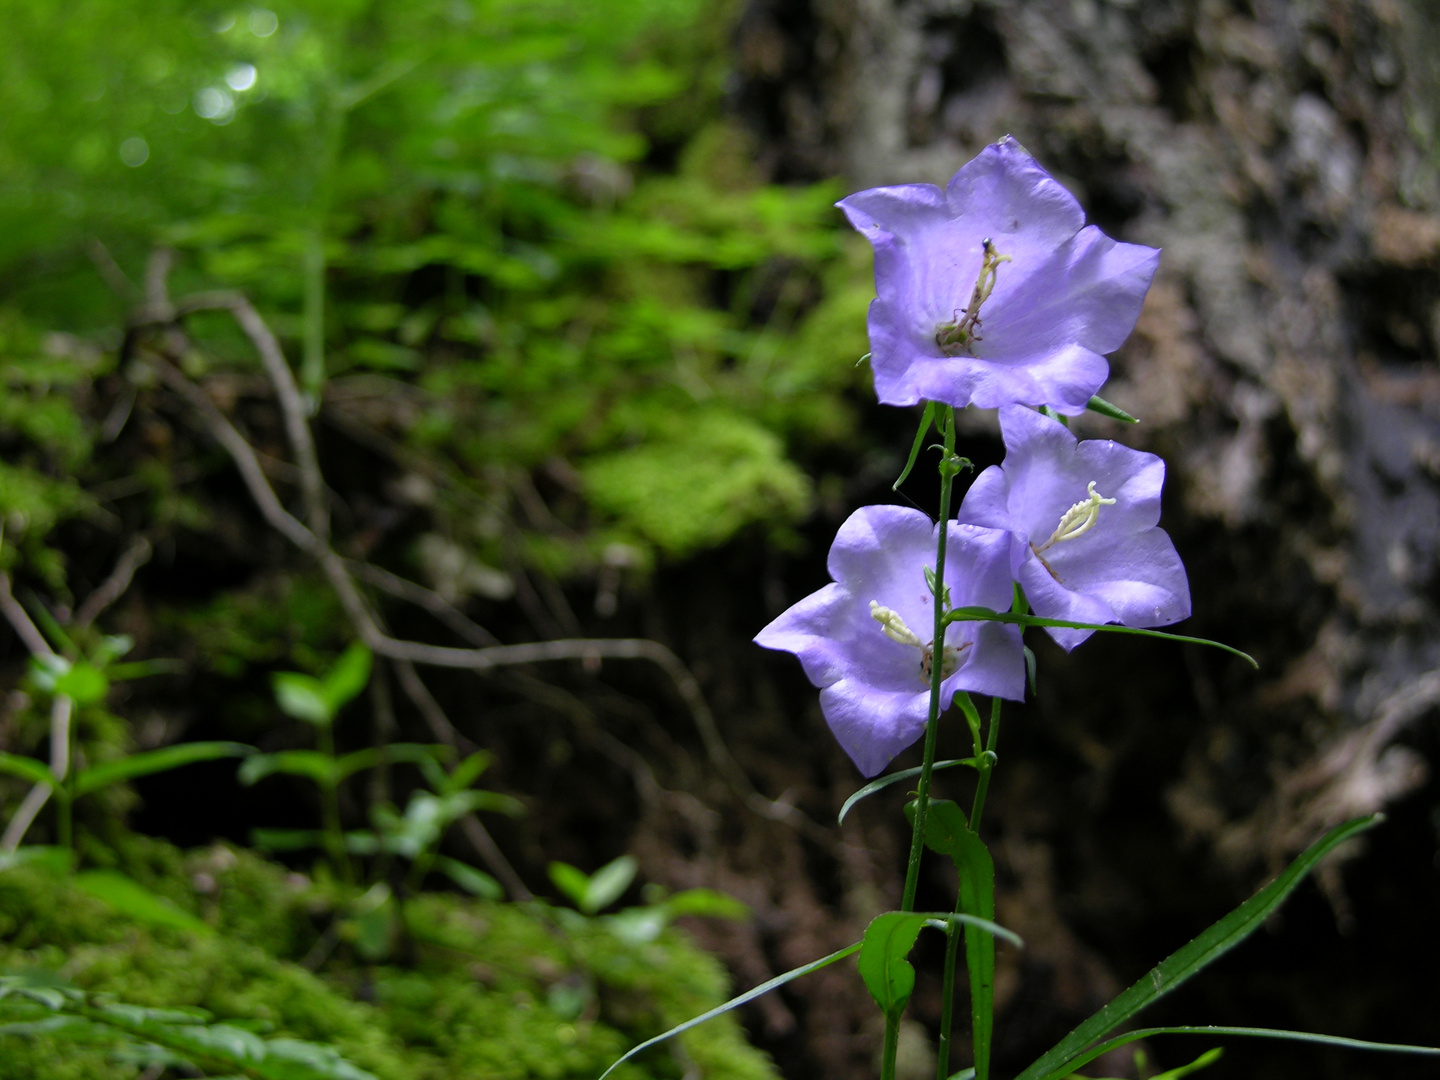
{"left": 602, "top": 139, "right": 1440, "bottom": 1080}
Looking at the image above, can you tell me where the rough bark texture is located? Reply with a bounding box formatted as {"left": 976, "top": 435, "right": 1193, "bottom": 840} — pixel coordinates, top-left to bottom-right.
{"left": 694, "top": 0, "right": 1440, "bottom": 1076}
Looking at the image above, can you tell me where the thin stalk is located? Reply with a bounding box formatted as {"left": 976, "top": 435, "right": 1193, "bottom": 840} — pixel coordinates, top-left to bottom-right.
{"left": 884, "top": 407, "right": 960, "bottom": 1080}
{"left": 316, "top": 722, "right": 353, "bottom": 885}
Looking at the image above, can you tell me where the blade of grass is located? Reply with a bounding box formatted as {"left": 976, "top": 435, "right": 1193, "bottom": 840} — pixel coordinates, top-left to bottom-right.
{"left": 598, "top": 943, "right": 862, "bottom": 1080}
{"left": 1015, "top": 814, "right": 1383, "bottom": 1080}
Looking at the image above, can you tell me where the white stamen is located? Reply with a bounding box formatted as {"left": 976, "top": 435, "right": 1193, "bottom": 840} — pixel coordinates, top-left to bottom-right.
{"left": 871, "top": 600, "right": 969, "bottom": 682}
{"left": 1035, "top": 481, "right": 1115, "bottom": 554}
{"left": 870, "top": 601, "right": 923, "bottom": 647}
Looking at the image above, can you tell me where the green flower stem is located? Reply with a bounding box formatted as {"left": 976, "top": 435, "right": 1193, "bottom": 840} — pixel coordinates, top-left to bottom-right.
{"left": 884, "top": 406, "right": 960, "bottom": 1080}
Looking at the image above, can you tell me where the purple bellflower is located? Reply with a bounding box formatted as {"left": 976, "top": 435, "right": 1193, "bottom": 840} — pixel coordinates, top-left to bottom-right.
{"left": 837, "top": 137, "right": 1160, "bottom": 414}
{"left": 755, "top": 505, "right": 1025, "bottom": 777}
{"left": 958, "top": 405, "right": 1190, "bottom": 651}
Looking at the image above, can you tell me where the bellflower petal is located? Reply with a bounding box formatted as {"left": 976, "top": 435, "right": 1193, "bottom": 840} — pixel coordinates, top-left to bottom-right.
{"left": 958, "top": 405, "right": 1190, "bottom": 650}
{"left": 838, "top": 138, "right": 1159, "bottom": 413}
{"left": 755, "top": 504, "right": 1025, "bottom": 777}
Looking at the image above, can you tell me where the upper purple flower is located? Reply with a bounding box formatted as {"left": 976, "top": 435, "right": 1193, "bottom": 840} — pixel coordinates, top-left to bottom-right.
{"left": 958, "top": 405, "right": 1190, "bottom": 651}
{"left": 837, "top": 138, "right": 1160, "bottom": 414}
{"left": 755, "top": 505, "right": 1025, "bottom": 777}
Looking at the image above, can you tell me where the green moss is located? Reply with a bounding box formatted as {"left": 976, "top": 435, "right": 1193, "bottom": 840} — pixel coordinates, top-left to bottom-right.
{"left": 0, "top": 841, "right": 776, "bottom": 1080}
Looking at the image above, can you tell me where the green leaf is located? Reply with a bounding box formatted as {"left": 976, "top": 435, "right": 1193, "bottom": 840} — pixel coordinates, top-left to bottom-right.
{"left": 1015, "top": 815, "right": 1385, "bottom": 1080}
{"left": 333, "top": 748, "right": 386, "bottom": 784}
{"left": 893, "top": 401, "right": 936, "bottom": 491}
{"left": 71, "top": 870, "right": 212, "bottom": 935}
{"left": 54, "top": 661, "right": 109, "bottom": 705}
{"left": 73, "top": 742, "right": 254, "bottom": 797}
{"left": 239, "top": 751, "right": 337, "bottom": 788}
{"left": 838, "top": 758, "right": 979, "bottom": 824}
{"left": 583, "top": 854, "right": 638, "bottom": 914}
{"left": 859, "top": 910, "right": 1022, "bottom": 1024}
{"left": 1060, "top": 1028, "right": 1438, "bottom": 1078}
{"left": 0, "top": 846, "right": 75, "bottom": 874}
{"left": 955, "top": 823, "right": 996, "bottom": 1080}
{"left": 0, "top": 751, "right": 56, "bottom": 788}
{"left": 599, "top": 942, "right": 862, "bottom": 1080}
{"left": 321, "top": 643, "right": 373, "bottom": 715}
{"left": 272, "top": 673, "right": 334, "bottom": 725}
{"left": 858, "top": 911, "right": 926, "bottom": 1021}
{"left": 664, "top": 888, "right": 750, "bottom": 920}
{"left": 440, "top": 750, "right": 494, "bottom": 795}
{"left": 945, "top": 607, "right": 1258, "bottom": 668}
{"left": 548, "top": 862, "right": 591, "bottom": 909}
{"left": 434, "top": 856, "right": 503, "bottom": 899}
{"left": 1085, "top": 395, "right": 1139, "bottom": 424}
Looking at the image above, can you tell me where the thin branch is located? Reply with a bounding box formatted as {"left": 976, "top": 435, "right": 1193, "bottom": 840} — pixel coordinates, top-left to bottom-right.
{"left": 390, "top": 656, "right": 467, "bottom": 750}
{"left": 85, "top": 238, "right": 136, "bottom": 301}
{"left": 0, "top": 572, "right": 55, "bottom": 657}
{"left": 148, "top": 332, "right": 819, "bottom": 838}
{"left": 348, "top": 561, "right": 499, "bottom": 647}
{"left": 170, "top": 291, "right": 329, "bottom": 543}
{"left": 143, "top": 248, "right": 174, "bottom": 313}
{"left": 74, "top": 535, "right": 152, "bottom": 630}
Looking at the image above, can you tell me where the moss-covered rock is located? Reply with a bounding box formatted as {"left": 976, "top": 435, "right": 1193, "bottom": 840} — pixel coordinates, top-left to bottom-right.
{"left": 0, "top": 841, "right": 775, "bottom": 1080}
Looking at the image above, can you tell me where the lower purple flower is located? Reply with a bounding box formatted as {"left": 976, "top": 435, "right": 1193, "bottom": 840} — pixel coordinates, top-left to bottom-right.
{"left": 958, "top": 405, "right": 1191, "bottom": 650}
{"left": 755, "top": 505, "right": 1025, "bottom": 777}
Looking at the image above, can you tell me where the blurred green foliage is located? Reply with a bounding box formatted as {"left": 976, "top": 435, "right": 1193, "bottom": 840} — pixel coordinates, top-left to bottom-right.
{"left": 0, "top": 0, "right": 870, "bottom": 587}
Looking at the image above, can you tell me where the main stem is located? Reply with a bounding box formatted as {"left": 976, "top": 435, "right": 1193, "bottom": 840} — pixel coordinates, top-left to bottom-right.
{"left": 883, "top": 405, "right": 959, "bottom": 1080}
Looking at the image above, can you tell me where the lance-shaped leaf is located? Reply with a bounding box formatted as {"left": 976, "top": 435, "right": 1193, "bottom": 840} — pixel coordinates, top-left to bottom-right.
{"left": 945, "top": 607, "right": 1256, "bottom": 667}
{"left": 73, "top": 742, "right": 254, "bottom": 797}
{"left": 909, "top": 799, "right": 997, "bottom": 1080}
{"left": 1057, "top": 1027, "right": 1438, "bottom": 1078}
{"left": 0, "top": 752, "right": 56, "bottom": 789}
{"left": 1015, "top": 814, "right": 1384, "bottom": 1080}
{"left": 838, "top": 758, "right": 980, "bottom": 824}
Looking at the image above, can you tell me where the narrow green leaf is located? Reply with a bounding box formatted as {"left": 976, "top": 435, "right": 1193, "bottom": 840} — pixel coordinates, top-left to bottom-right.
{"left": 0, "top": 752, "right": 56, "bottom": 788}
{"left": 239, "top": 750, "right": 336, "bottom": 788}
{"left": 945, "top": 607, "right": 1257, "bottom": 668}
{"left": 1058, "top": 1028, "right": 1437, "bottom": 1078}
{"left": 272, "top": 673, "right": 334, "bottom": 725}
{"left": 954, "top": 826, "right": 996, "bottom": 1080}
{"left": 333, "top": 748, "right": 385, "bottom": 784}
{"left": 1085, "top": 395, "right": 1139, "bottom": 424}
{"left": 838, "top": 759, "right": 979, "bottom": 825}
{"left": 0, "top": 846, "right": 75, "bottom": 874}
{"left": 441, "top": 750, "right": 493, "bottom": 794}
{"left": 74, "top": 742, "right": 254, "bottom": 797}
{"left": 905, "top": 799, "right": 997, "bottom": 1078}
{"left": 583, "top": 855, "right": 638, "bottom": 914}
{"left": 548, "top": 861, "right": 590, "bottom": 908}
{"left": 434, "top": 856, "right": 503, "bottom": 899}
{"left": 1015, "top": 814, "right": 1384, "bottom": 1080}
{"left": 664, "top": 888, "right": 750, "bottom": 921}
{"left": 598, "top": 942, "right": 862, "bottom": 1080}
{"left": 893, "top": 401, "right": 937, "bottom": 491}
{"left": 321, "top": 643, "right": 373, "bottom": 715}
{"left": 1038, "top": 405, "right": 1069, "bottom": 426}
{"left": 72, "top": 870, "right": 212, "bottom": 935}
